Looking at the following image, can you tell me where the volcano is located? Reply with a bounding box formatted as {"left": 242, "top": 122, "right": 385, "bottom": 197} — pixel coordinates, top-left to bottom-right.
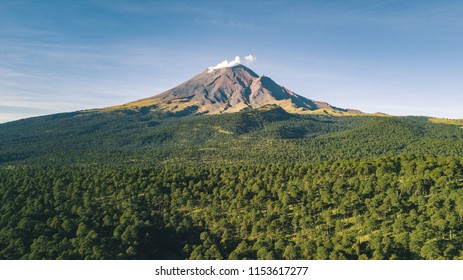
{"left": 112, "top": 64, "right": 360, "bottom": 116}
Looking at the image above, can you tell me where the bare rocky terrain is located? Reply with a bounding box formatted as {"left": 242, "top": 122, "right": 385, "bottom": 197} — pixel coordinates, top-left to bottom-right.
{"left": 114, "top": 64, "right": 360, "bottom": 116}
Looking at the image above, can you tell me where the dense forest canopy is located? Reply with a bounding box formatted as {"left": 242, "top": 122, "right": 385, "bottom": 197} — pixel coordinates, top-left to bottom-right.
{"left": 1, "top": 106, "right": 463, "bottom": 259}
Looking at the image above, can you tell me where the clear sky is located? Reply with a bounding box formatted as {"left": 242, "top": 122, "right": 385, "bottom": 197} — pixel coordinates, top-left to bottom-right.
{"left": 1, "top": 0, "right": 463, "bottom": 123}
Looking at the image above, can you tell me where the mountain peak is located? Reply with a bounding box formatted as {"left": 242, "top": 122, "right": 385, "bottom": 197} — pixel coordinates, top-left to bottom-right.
{"left": 205, "top": 63, "right": 258, "bottom": 76}
{"left": 115, "top": 65, "right": 361, "bottom": 116}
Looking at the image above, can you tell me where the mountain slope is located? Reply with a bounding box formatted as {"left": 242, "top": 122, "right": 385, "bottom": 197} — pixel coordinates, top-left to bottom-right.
{"left": 110, "top": 64, "right": 359, "bottom": 115}
{"left": 1, "top": 106, "right": 463, "bottom": 166}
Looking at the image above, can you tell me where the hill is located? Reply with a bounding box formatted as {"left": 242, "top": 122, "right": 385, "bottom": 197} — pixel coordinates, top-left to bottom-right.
{"left": 1, "top": 105, "right": 463, "bottom": 166}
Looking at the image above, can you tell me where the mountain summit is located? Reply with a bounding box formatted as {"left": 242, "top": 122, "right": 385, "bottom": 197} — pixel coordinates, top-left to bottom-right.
{"left": 115, "top": 64, "right": 359, "bottom": 115}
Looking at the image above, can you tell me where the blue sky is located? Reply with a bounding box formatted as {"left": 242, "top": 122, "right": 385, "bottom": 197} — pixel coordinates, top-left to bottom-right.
{"left": 1, "top": 0, "right": 463, "bottom": 123}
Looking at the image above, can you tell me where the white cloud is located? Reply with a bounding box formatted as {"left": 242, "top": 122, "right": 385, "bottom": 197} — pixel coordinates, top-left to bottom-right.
{"left": 208, "top": 56, "right": 241, "bottom": 72}
{"left": 244, "top": 54, "right": 256, "bottom": 64}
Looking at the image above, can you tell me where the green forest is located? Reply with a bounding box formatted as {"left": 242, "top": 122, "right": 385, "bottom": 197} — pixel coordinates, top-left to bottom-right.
{"left": 1, "top": 106, "right": 463, "bottom": 259}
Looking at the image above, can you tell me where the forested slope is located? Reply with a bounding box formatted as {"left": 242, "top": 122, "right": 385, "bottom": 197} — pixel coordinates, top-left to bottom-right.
{"left": 1, "top": 107, "right": 463, "bottom": 259}
{"left": 1, "top": 106, "right": 463, "bottom": 166}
